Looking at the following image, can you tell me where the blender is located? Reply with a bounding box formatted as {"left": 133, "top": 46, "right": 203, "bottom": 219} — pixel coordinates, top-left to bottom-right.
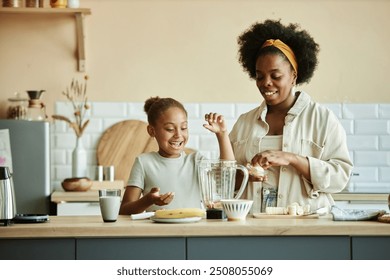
{"left": 197, "top": 159, "right": 249, "bottom": 219}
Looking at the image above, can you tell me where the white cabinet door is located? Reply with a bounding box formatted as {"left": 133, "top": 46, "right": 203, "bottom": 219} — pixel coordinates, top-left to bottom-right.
{"left": 57, "top": 202, "right": 101, "bottom": 216}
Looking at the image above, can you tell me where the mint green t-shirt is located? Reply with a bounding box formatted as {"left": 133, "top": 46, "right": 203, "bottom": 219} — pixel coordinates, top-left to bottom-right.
{"left": 127, "top": 151, "right": 204, "bottom": 211}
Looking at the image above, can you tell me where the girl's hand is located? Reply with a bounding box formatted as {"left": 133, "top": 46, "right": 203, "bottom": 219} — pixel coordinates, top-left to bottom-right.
{"left": 147, "top": 187, "right": 175, "bottom": 206}
{"left": 203, "top": 112, "right": 227, "bottom": 134}
{"left": 251, "top": 150, "right": 292, "bottom": 169}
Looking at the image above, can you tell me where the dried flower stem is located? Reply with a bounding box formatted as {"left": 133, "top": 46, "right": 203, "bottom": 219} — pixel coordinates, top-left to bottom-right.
{"left": 52, "top": 75, "right": 90, "bottom": 138}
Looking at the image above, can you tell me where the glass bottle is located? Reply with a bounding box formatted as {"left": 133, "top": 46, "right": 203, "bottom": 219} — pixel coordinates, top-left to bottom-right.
{"left": 7, "top": 92, "right": 28, "bottom": 120}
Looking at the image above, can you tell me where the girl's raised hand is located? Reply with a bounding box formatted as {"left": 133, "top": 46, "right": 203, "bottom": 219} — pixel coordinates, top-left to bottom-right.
{"left": 203, "top": 112, "right": 227, "bottom": 134}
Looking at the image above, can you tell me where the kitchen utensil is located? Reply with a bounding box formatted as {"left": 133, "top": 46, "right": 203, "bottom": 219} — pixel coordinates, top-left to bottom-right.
{"left": 0, "top": 166, "right": 17, "bottom": 226}
{"left": 151, "top": 216, "right": 202, "bottom": 223}
{"left": 131, "top": 212, "right": 155, "bottom": 220}
{"left": 221, "top": 199, "right": 253, "bottom": 221}
{"left": 197, "top": 159, "right": 249, "bottom": 219}
{"left": 253, "top": 213, "right": 319, "bottom": 219}
{"left": 26, "top": 90, "right": 46, "bottom": 121}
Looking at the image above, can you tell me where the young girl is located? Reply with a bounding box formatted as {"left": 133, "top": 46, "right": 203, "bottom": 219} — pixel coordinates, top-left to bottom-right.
{"left": 119, "top": 96, "right": 233, "bottom": 215}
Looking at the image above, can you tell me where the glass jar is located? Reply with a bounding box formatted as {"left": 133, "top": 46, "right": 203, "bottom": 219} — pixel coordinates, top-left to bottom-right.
{"left": 26, "top": 99, "right": 46, "bottom": 121}
{"left": 7, "top": 93, "right": 28, "bottom": 120}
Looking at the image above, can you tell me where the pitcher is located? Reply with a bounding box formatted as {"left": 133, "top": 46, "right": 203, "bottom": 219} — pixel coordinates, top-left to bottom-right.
{"left": 197, "top": 159, "right": 249, "bottom": 219}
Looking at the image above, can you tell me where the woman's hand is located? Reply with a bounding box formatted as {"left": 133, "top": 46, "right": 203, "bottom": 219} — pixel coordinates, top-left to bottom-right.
{"left": 251, "top": 150, "right": 311, "bottom": 180}
{"left": 146, "top": 187, "right": 175, "bottom": 206}
{"left": 203, "top": 112, "right": 227, "bottom": 134}
{"left": 251, "top": 150, "right": 292, "bottom": 169}
{"left": 246, "top": 163, "right": 268, "bottom": 182}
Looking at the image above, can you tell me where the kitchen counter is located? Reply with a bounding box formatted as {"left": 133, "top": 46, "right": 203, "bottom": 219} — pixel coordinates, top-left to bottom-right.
{"left": 52, "top": 191, "right": 389, "bottom": 203}
{"left": 1, "top": 215, "right": 389, "bottom": 260}
{"left": 1, "top": 215, "right": 389, "bottom": 238}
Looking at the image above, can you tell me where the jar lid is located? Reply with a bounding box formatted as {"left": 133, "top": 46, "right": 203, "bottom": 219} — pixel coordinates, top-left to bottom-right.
{"left": 8, "top": 92, "right": 28, "bottom": 102}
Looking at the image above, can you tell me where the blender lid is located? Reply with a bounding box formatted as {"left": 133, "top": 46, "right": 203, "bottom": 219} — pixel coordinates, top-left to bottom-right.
{"left": 0, "top": 166, "right": 12, "bottom": 180}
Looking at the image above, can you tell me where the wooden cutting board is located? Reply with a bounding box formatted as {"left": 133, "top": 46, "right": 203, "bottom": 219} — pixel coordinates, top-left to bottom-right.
{"left": 253, "top": 213, "right": 319, "bottom": 219}
{"left": 96, "top": 120, "right": 158, "bottom": 184}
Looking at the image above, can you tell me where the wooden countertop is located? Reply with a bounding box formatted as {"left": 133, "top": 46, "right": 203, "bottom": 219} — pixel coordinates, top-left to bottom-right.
{"left": 51, "top": 180, "right": 124, "bottom": 203}
{"left": 1, "top": 215, "right": 389, "bottom": 239}
{"left": 51, "top": 190, "right": 389, "bottom": 203}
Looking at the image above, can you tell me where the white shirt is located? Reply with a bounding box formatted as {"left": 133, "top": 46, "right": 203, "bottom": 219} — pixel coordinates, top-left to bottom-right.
{"left": 229, "top": 91, "right": 353, "bottom": 213}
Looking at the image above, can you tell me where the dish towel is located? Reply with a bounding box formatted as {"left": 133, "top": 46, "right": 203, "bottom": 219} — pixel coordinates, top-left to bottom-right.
{"left": 331, "top": 205, "right": 386, "bottom": 221}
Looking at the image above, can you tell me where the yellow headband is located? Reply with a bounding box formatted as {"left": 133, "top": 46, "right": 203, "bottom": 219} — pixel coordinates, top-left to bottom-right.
{"left": 261, "top": 39, "right": 298, "bottom": 73}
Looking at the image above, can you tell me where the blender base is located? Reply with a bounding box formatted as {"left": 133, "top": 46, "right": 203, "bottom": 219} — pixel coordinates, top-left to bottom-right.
{"left": 206, "top": 209, "right": 227, "bottom": 220}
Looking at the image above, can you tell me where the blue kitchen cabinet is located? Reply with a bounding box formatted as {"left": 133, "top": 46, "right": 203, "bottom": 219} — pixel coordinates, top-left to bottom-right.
{"left": 76, "top": 237, "right": 186, "bottom": 260}
{"left": 0, "top": 238, "right": 75, "bottom": 260}
{"left": 352, "top": 237, "right": 390, "bottom": 260}
{"left": 187, "top": 236, "right": 351, "bottom": 260}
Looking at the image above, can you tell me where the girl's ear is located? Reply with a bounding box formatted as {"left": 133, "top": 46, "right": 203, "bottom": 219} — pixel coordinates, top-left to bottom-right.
{"left": 147, "top": 125, "right": 155, "bottom": 137}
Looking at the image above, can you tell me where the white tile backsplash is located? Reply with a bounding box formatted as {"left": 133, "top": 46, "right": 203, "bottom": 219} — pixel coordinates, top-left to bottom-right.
{"left": 50, "top": 101, "right": 390, "bottom": 193}
{"left": 355, "top": 120, "right": 389, "bottom": 135}
{"left": 342, "top": 104, "right": 379, "bottom": 119}
{"left": 379, "top": 104, "right": 390, "bottom": 118}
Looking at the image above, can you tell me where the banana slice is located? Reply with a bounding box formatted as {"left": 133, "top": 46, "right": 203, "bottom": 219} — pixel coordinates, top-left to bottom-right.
{"left": 246, "top": 163, "right": 265, "bottom": 177}
{"left": 265, "top": 207, "right": 287, "bottom": 215}
{"left": 154, "top": 208, "right": 205, "bottom": 219}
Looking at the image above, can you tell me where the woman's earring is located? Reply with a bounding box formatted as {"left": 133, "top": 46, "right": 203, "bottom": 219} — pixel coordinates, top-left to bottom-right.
{"left": 291, "top": 85, "right": 296, "bottom": 95}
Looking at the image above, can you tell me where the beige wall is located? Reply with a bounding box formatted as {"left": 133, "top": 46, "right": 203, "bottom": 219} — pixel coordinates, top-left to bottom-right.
{"left": 1, "top": 0, "right": 389, "bottom": 118}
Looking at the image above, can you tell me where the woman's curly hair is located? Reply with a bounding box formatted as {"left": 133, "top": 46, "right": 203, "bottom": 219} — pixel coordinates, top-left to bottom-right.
{"left": 237, "top": 19, "right": 320, "bottom": 85}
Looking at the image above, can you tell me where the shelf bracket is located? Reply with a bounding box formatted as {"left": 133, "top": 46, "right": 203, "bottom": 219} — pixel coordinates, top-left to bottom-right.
{"left": 75, "top": 12, "right": 86, "bottom": 72}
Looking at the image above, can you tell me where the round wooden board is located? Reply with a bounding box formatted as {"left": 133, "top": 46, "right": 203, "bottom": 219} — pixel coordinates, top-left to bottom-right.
{"left": 96, "top": 120, "right": 158, "bottom": 184}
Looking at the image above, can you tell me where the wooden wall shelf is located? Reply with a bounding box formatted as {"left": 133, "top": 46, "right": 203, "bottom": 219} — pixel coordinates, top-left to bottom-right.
{"left": 0, "top": 7, "right": 91, "bottom": 72}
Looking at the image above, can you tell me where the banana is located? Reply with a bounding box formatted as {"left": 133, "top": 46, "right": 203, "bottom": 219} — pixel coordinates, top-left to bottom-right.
{"left": 154, "top": 208, "right": 205, "bottom": 219}
{"left": 265, "top": 206, "right": 287, "bottom": 215}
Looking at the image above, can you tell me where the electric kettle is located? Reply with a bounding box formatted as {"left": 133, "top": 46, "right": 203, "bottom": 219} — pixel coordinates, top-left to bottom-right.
{"left": 0, "top": 166, "right": 17, "bottom": 226}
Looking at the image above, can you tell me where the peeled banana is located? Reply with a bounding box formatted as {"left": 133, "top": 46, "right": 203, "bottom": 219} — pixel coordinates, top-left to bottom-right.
{"left": 154, "top": 208, "right": 205, "bottom": 219}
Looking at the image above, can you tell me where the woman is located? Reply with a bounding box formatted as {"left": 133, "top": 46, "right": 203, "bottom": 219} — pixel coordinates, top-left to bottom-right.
{"left": 230, "top": 19, "right": 353, "bottom": 213}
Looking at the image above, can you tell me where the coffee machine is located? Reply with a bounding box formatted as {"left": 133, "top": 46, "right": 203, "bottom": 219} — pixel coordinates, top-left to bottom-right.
{"left": 0, "top": 166, "right": 17, "bottom": 226}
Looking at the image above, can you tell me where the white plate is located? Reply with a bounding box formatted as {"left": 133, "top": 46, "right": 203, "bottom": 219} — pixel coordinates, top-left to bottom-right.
{"left": 151, "top": 216, "right": 202, "bottom": 223}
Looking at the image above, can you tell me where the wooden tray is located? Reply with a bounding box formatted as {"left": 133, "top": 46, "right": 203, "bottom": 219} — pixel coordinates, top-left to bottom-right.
{"left": 253, "top": 213, "right": 319, "bottom": 219}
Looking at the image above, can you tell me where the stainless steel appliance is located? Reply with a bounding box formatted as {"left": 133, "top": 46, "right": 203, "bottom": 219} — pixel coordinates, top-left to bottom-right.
{"left": 0, "top": 166, "right": 17, "bottom": 226}
{"left": 0, "top": 120, "right": 51, "bottom": 215}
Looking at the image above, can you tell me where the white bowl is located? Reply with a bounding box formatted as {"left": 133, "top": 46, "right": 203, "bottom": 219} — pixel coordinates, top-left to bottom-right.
{"left": 221, "top": 199, "right": 253, "bottom": 221}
